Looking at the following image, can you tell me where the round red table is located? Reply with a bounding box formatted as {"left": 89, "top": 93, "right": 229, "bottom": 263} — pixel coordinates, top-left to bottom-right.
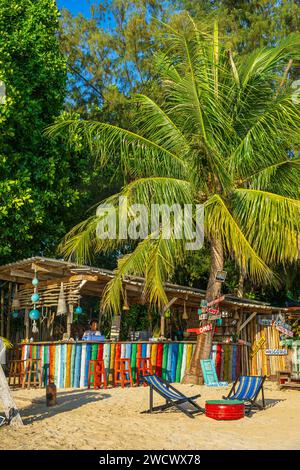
{"left": 205, "top": 400, "right": 245, "bottom": 420}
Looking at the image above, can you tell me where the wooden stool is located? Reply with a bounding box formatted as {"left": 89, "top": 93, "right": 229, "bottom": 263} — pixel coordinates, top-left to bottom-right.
{"left": 22, "top": 359, "right": 42, "bottom": 389}
{"left": 136, "top": 357, "right": 153, "bottom": 386}
{"left": 114, "top": 358, "right": 133, "bottom": 388}
{"left": 8, "top": 360, "right": 25, "bottom": 388}
{"left": 88, "top": 360, "right": 107, "bottom": 389}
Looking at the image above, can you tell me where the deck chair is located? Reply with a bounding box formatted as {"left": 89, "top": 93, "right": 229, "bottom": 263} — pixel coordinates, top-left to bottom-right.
{"left": 223, "top": 375, "right": 266, "bottom": 415}
{"left": 200, "top": 359, "right": 228, "bottom": 387}
{"left": 141, "top": 374, "right": 204, "bottom": 418}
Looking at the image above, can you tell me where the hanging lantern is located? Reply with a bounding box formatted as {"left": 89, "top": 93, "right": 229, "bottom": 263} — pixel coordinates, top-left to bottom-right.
{"left": 32, "top": 277, "right": 39, "bottom": 286}
{"left": 31, "top": 292, "right": 40, "bottom": 303}
{"left": 11, "top": 311, "right": 19, "bottom": 319}
{"left": 29, "top": 309, "right": 40, "bottom": 321}
{"left": 12, "top": 285, "right": 21, "bottom": 310}
{"left": 75, "top": 305, "right": 83, "bottom": 315}
{"left": 234, "top": 310, "right": 240, "bottom": 320}
{"left": 182, "top": 301, "right": 189, "bottom": 320}
{"left": 57, "top": 282, "right": 67, "bottom": 316}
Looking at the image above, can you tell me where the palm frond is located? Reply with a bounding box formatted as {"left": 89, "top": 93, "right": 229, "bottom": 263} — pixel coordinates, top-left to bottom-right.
{"left": 0, "top": 337, "right": 12, "bottom": 349}
{"left": 205, "top": 195, "right": 275, "bottom": 285}
{"left": 232, "top": 189, "right": 300, "bottom": 264}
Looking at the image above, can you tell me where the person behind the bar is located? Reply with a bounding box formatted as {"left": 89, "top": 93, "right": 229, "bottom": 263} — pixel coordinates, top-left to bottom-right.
{"left": 82, "top": 319, "right": 102, "bottom": 339}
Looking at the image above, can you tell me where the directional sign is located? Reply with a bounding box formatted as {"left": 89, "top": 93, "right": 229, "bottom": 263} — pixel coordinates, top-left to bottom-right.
{"left": 250, "top": 336, "right": 266, "bottom": 358}
{"left": 208, "top": 314, "right": 222, "bottom": 321}
{"left": 207, "top": 307, "right": 219, "bottom": 315}
{"left": 265, "top": 349, "right": 288, "bottom": 356}
{"left": 186, "top": 323, "right": 213, "bottom": 335}
{"left": 276, "top": 324, "right": 293, "bottom": 337}
{"left": 258, "top": 319, "right": 273, "bottom": 326}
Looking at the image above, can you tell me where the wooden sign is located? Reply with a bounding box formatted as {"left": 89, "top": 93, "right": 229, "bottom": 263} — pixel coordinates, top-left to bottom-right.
{"left": 276, "top": 324, "right": 293, "bottom": 337}
{"left": 186, "top": 323, "right": 213, "bottom": 335}
{"left": 207, "top": 295, "right": 225, "bottom": 308}
{"left": 199, "top": 314, "right": 208, "bottom": 320}
{"left": 258, "top": 319, "right": 272, "bottom": 326}
{"left": 208, "top": 314, "right": 222, "bottom": 320}
{"left": 265, "top": 349, "right": 288, "bottom": 356}
{"left": 250, "top": 336, "right": 266, "bottom": 358}
{"left": 207, "top": 307, "right": 219, "bottom": 315}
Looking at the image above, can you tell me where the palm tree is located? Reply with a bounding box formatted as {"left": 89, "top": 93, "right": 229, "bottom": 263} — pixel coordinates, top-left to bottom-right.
{"left": 47, "top": 15, "right": 300, "bottom": 384}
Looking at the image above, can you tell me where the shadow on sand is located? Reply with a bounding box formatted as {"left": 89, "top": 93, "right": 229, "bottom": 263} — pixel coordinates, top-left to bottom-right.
{"left": 18, "top": 389, "right": 111, "bottom": 425}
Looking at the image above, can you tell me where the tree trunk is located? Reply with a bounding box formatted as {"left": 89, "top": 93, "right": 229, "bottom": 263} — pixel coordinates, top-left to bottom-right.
{"left": 236, "top": 267, "right": 246, "bottom": 298}
{"left": 182, "top": 236, "right": 224, "bottom": 385}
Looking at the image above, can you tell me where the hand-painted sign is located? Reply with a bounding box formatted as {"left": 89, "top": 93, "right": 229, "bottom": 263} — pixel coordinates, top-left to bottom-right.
{"left": 208, "top": 314, "right": 222, "bottom": 320}
{"left": 207, "top": 295, "right": 225, "bottom": 307}
{"left": 250, "top": 336, "right": 266, "bottom": 358}
{"left": 199, "top": 314, "right": 208, "bottom": 320}
{"left": 207, "top": 307, "right": 219, "bottom": 315}
{"left": 276, "top": 324, "right": 293, "bottom": 337}
{"left": 186, "top": 323, "right": 213, "bottom": 335}
{"left": 258, "top": 319, "right": 273, "bottom": 326}
{"left": 265, "top": 349, "right": 288, "bottom": 356}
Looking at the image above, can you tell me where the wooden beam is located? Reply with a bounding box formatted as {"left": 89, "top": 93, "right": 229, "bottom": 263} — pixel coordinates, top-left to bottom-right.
{"left": 69, "top": 274, "right": 98, "bottom": 282}
{"left": 31, "top": 263, "right": 66, "bottom": 276}
{"left": 162, "top": 297, "right": 178, "bottom": 314}
{"left": 238, "top": 311, "right": 257, "bottom": 333}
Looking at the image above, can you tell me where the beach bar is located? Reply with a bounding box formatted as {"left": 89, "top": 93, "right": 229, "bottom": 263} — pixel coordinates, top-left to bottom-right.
{"left": 0, "top": 257, "right": 297, "bottom": 387}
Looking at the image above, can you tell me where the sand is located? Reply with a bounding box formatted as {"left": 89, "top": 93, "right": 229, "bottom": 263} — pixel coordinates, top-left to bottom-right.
{"left": 0, "top": 382, "right": 299, "bottom": 450}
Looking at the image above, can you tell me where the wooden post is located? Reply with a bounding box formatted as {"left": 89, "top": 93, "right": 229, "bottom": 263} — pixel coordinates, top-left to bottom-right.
{"left": 6, "top": 282, "right": 12, "bottom": 341}
{"left": 0, "top": 287, "right": 4, "bottom": 337}
{"left": 160, "top": 313, "right": 165, "bottom": 339}
{"left": 24, "top": 308, "right": 30, "bottom": 340}
{"left": 67, "top": 304, "right": 73, "bottom": 339}
{"left": 0, "top": 364, "right": 23, "bottom": 426}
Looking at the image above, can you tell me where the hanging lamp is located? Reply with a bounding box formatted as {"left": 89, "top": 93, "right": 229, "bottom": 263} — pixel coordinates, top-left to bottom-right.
{"left": 57, "top": 282, "right": 67, "bottom": 316}
{"left": 182, "top": 301, "right": 189, "bottom": 320}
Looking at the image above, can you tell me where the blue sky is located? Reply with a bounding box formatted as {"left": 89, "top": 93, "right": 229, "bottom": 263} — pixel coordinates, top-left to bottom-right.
{"left": 56, "top": 0, "right": 92, "bottom": 16}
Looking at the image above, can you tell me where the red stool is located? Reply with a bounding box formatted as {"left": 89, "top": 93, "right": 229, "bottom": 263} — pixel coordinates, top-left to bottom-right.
{"left": 205, "top": 400, "right": 245, "bottom": 420}
{"left": 114, "top": 358, "right": 133, "bottom": 388}
{"left": 136, "top": 357, "right": 153, "bottom": 386}
{"left": 88, "top": 360, "right": 107, "bottom": 389}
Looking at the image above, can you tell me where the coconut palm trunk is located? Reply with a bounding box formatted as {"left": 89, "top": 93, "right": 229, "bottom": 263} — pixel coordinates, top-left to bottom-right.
{"left": 182, "top": 237, "right": 223, "bottom": 384}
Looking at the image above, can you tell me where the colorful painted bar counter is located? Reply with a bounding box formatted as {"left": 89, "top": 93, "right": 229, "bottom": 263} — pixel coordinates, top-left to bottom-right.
{"left": 20, "top": 341, "right": 242, "bottom": 388}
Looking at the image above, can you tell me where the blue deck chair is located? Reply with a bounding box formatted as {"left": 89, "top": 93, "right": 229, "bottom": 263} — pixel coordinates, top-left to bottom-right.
{"left": 223, "top": 375, "right": 266, "bottom": 414}
{"left": 200, "top": 359, "right": 228, "bottom": 387}
{"left": 141, "top": 374, "right": 204, "bottom": 418}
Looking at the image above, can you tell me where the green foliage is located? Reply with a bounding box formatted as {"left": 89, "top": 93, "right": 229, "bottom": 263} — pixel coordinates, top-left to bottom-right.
{"left": 0, "top": 0, "right": 70, "bottom": 260}
{"left": 182, "top": 0, "right": 300, "bottom": 54}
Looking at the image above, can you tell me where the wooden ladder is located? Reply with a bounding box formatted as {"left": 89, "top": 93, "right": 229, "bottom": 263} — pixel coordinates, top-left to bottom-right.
{"left": 0, "top": 364, "right": 23, "bottom": 427}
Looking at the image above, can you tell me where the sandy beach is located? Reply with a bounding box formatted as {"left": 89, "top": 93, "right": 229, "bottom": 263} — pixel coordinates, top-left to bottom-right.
{"left": 1, "top": 382, "right": 299, "bottom": 450}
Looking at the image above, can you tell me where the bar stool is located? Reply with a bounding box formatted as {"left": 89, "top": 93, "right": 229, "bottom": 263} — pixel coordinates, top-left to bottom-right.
{"left": 114, "top": 358, "right": 133, "bottom": 388}
{"left": 88, "top": 360, "right": 107, "bottom": 389}
{"left": 8, "top": 359, "right": 25, "bottom": 388}
{"left": 22, "top": 359, "right": 42, "bottom": 389}
{"left": 136, "top": 357, "right": 153, "bottom": 386}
